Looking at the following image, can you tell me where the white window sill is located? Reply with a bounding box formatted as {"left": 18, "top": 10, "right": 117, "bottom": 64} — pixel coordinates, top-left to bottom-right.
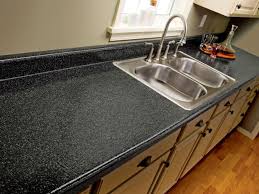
{"left": 107, "top": 26, "right": 183, "bottom": 41}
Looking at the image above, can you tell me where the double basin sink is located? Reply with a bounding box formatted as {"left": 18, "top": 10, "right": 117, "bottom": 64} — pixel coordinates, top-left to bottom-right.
{"left": 114, "top": 51, "right": 235, "bottom": 110}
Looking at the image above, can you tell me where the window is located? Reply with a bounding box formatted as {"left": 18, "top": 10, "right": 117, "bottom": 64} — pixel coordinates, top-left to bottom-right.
{"left": 108, "top": 0, "right": 194, "bottom": 41}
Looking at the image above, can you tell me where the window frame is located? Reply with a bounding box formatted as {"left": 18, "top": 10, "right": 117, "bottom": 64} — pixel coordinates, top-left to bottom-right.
{"left": 108, "top": 0, "right": 194, "bottom": 41}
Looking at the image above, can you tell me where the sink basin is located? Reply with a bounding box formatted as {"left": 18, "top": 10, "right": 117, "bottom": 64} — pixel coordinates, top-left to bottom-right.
{"left": 167, "top": 52, "right": 228, "bottom": 88}
{"left": 135, "top": 63, "right": 207, "bottom": 102}
{"left": 113, "top": 52, "right": 236, "bottom": 110}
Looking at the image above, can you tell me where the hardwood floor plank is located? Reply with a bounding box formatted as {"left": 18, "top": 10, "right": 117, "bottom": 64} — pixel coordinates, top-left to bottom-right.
{"left": 167, "top": 131, "right": 259, "bottom": 194}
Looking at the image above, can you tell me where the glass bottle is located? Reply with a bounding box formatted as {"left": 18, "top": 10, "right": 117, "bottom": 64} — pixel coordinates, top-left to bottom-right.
{"left": 219, "top": 25, "right": 238, "bottom": 54}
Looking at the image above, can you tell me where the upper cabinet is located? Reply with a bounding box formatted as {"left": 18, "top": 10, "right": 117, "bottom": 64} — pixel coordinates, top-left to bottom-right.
{"left": 194, "top": 0, "right": 259, "bottom": 17}
{"left": 234, "top": 0, "right": 259, "bottom": 15}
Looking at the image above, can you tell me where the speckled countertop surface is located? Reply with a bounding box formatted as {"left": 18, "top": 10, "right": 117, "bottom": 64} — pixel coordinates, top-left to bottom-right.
{"left": 0, "top": 41, "right": 259, "bottom": 194}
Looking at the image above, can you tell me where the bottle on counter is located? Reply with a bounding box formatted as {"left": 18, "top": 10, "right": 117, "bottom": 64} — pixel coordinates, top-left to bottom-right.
{"left": 218, "top": 25, "right": 238, "bottom": 54}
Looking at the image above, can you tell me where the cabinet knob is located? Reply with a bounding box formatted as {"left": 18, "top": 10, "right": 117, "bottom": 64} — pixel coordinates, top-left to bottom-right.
{"left": 246, "top": 87, "right": 251, "bottom": 92}
{"left": 163, "top": 161, "right": 170, "bottom": 168}
{"left": 201, "top": 132, "right": 206, "bottom": 137}
{"left": 138, "top": 156, "right": 152, "bottom": 167}
{"left": 196, "top": 120, "right": 205, "bottom": 128}
{"left": 236, "top": 4, "right": 242, "bottom": 9}
{"left": 229, "top": 110, "right": 234, "bottom": 115}
{"left": 207, "top": 128, "right": 213, "bottom": 133}
{"left": 224, "top": 101, "right": 231, "bottom": 107}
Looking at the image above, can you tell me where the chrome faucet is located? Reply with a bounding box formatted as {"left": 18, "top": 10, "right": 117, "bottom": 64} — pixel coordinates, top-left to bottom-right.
{"left": 154, "top": 14, "right": 187, "bottom": 62}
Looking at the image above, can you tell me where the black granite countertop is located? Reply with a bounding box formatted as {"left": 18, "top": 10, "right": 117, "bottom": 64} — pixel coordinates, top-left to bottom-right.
{"left": 0, "top": 40, "right": 259, "bottom": 194}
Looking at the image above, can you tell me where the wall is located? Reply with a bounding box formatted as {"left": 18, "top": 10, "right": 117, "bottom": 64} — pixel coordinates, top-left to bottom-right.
{"left": 0, "top": 1, "right": 229, "bottom": 56}
{"left": 187, "top": 5, "right": 230, "bottom": 37}
{"left": 0, "top": 0, "right": 118, "bottom": 55}
{"left": 231, "top": 18, "right": 259, "bottom": 57}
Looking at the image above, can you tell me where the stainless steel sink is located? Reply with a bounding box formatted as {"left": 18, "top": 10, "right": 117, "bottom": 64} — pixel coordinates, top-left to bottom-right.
{"left": 166, "top": 51, "right": 228, "bottom": 88}
{"left": 113, "top": 52, "right": 236, "bottom": 110}
{"left": 135, "top": 63, "right": 207, "bottom": 102}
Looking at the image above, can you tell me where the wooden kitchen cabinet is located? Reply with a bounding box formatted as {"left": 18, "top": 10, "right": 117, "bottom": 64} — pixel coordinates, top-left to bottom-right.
{"left": 98, "top": 130, "right": 180, "bottom": 194}
{"left": 212, "top": 92, "right": 238, "bottom": 119}
{"left": 179, "top": 106, "right": 216, "bottom": 141}
{"left": 232, "top": 95, "right": 256, "bottom": 130}
{"left": 238, "top": 93, "right": 259, "bottom": 139}
{"left": 153, "top": 127, "right": 205, "bottom": 194}
{"left": 105, "top": 152, "right": 169, "bottom": 194}
{"left": 181, "top": 109, "right": 228, "bottom": 177}
{"left": 194, "top": 0, "right": 259, "bottom": 17}
{"left": 233, "top": 0, "right": 259, "bottom": 15}
{"left": 207, "top": 95, "right": 248, "bottom": 153}
{"left": 80, "top": 187, "right": 91, "bottom": 194}
{"left": 236, "top": 80, "right": 257, "bottom": 100}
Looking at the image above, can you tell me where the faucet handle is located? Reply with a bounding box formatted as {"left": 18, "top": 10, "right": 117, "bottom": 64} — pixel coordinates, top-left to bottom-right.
{"left": 177, "top": 38, "right": 186, "bottom": 46}
{"left": 145, "top": 42, "right": 154, "bottom": 63}
{"left": 162, "top": 40, "right": 175, "bottom": 60}
{"left": 145, "top": 42, "right": 154, "bottom": 47}
{"left": 168, "top": 40, "right": 176, "bottom": 45}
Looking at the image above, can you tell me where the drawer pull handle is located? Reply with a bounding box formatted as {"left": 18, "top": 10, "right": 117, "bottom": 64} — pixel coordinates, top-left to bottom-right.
{"left": 195, "top": 120, "right": 205, "bottom": 128}
{"left": 236, "top": 4, "right": 242, "bottom": 9}
{"left": 246, "top": 87, "right": 251, "bottom": 92}
{"left": 241, "top": 113, "right": 245, "bottom": 117}
{"left": 207, "top": 128, "right": 213, "bottom": 133}
{"left": 163, "top": 161, "right": 170, "bottom": 168}
{"left": 224, "top": 101, "right": 231, "bottom": 107}
{"left": 229, "top": 110, "right": 234, "bottom": 115}
{"left": 201, "top": 132, "right": 206, "bottom": 137}
{"left": 138, "top": 156, "right": 152, "bottom": 167}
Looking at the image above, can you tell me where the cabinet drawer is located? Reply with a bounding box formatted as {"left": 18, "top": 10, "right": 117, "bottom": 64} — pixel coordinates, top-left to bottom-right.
{"left": 98, "top": 130, "right": 180, "bottom": 194}
{"left": 236, "top": 80, "right": 256, "bottom": 100}
{"left": 179, "top": 106, "right": 216, "bottom": 141}
{"left": 212, "top": 92, "right": 238, "bottom": 118}
{"left": 109, "top": 152, "right": 169, "bottom": 194}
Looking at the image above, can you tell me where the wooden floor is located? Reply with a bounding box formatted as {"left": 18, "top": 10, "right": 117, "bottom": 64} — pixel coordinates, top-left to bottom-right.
{"left": 167, "top": 131, "right": 259, "bottom": 194}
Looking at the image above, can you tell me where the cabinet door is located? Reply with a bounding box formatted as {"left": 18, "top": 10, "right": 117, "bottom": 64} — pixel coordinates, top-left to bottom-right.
{"left": 228, "top": 95, "right": 249, "bottom": 133}
{"left": 108, "top": 153, "right": 169, "bottom": 194}
{"left": 232, "top": 97, "right": 254, "bottom": 129}
{"left": 154, "top": 127, "right": 204, "bottom": 194}
{"left": 207, "top": 95, "right": 247, "bottom": 153}
{"left": 238, "top": 94, "right": 259, "bottom": 139}
{"left": 182, "top": 109, "right": 228, "bottom": 177}
{"left": 232, "top": 0, "right": 259, "bottom": 15}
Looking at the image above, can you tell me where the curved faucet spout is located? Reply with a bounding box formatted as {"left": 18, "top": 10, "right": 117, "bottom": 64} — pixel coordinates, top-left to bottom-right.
{"left": 154, "top": 14, "right": 187, "bottom": 62}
